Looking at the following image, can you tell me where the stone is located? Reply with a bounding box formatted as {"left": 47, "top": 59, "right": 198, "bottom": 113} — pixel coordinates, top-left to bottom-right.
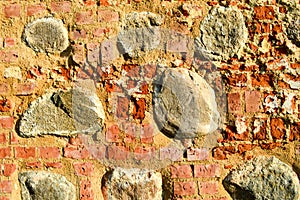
{"left": 284, "top": 8, "right": 300, "bottom": 47}
{"left": 18, "top": 81, "right": 105, "bottom": 137}
{"left": 22, "top": 17, "right": 69, "bottom": 53}
{"left": 153, "top": 68, "right": 219, "bottom": 139}
{"left": 3, "top": 67, "right": 22, "bottom": 79}
{"left": 19, "top": 171, "right": 75, "bottom": 200}
{"left": 223, "top": 156, "right": 300, "bottom": 200}
{"left": 117, "top": 12, "right": 164, "bottom": 58}
{"left": 102, "top": 167, "right": 162, "bottom": 200}
{"left": 196, "top": 6, "right": 248, "bottom": 60}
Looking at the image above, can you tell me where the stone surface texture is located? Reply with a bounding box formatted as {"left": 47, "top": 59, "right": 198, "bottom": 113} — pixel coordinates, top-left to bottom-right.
{"left": 284, "top": 7, "right": 300, "bottom": 47}
{"left": 223, "top": 156, "right": 300, "bottom": 200}
{"left": 117, "top": 12, "right": 164, "bottom": 58}
{"left": 153, "top": 68, "right": 219, "bottom": 139}
{"left": 196, "top": 6, "right": 248, "bottom": 60}
{"left": 18, "top": 81, "right": 105, "bottom": 137}
{"left": 102, "top": 167, "right": 162, "bottom": 200}
{"left": 23, "top": 17, "right": 69, "bottom": 53}
{"left": 19, "top": 171, "right": 76, "bottom": 200}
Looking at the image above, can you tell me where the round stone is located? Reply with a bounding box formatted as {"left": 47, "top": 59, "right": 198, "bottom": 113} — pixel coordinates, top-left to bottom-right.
{"left": 23, "top": 17, "right": 69, "bottom": 53}
{"left": 153, "top": 68, "right": 219, "bottom": 139}
{"left": 197, "top": 6, "right": 248, "bottom": 60}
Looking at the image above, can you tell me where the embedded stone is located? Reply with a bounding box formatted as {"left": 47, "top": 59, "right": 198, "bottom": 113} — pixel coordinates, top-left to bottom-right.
{"left": 153, "top": 68, "right": 219, "bottom": 139}
{"left": 284, "top": 9, "right": 300, "bottom": 47}
{"left": 223, "top": 156, "right": 300, "bottom": 200}
{"left": 18, "top": 83, "right": 105, "bottom": 137}
{"left": 117, "top": 12, "right": 164, "bottom": 58}
{"left": 196, "top": 6, "right": 248, "bottom": 60}
{"left": 102, "top": 168, "right": 162, "bottom": 200}
{"left": 23, "top": 17, "right": 69, "bottom": 53}
{"left": 4, "top": 67, "right": 22, "bottom": 79}
{"left": 19, "top": 171, "right": 75, "bottom": 200}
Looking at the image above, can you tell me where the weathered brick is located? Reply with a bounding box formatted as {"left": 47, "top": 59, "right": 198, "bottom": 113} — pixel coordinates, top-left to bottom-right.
{"left": 132, "top": 98, "right": 146, "bottom": 120}
{"left": 0, "top": 180, "right": 12, "bottom": 193}
{"left": 187, "top": 148, "right": 209, "bottom": 161}
{"left": 25, "top": 162, "right": 42, "bottom": 169}
{"left": 0, "top": 83, "right": 10, "bottom": 95}
{"left": 63, "top": 145, "right": 90, "bottom": 159}
{"left": 227, "top": 93, "right": 242, "bottom": 113}
{"left": 134, "top": 146, "right": 155, "bottom": 160}
{"left": 44, "top": 162, "right": 63, "bottom": 169}
{"left": 174, "top": 181, "right": 196, "bottom": 196}
{"left": 251, "top": 73, "right": 273, "bottom": 87}
{"left": 213, "top": 146, "right": 236, "bottom": 160}
{"left": 76, "top": 11, "right": 95, "bottom": 25}
{"left": 15, "top": 147, "right": 36, "bottom": 159}
{"left": 27, "top": 3, "right": 46, "bottom": 16}
{"left": 74, "top": 162, "right": 94, "bottom": 176}
{"left": 80, "top": 180, "right": 94, "bottom": 200}
{"left": 245, "top": 91, "right": 261, "bottom": 112}
{"left": 51, "top": 1, "right": 72, "bottom": 13}
{"left": 254, "top": 6, "right": 275, "bottom": 20}
{"left": 238, "top": 144, "right": 254, "bottom": 154}
{"left": 226, "top": 73, "right": 247, "bottom": 87}
{"left": 106, "top": 124, "right": 120, "bottom": 142}
{"left": 199, "top": 182, "right": 218, "bottom": 195}
{"left": 98, "top": 10, "right": 119, "bottom": 22}
{"left": 0, "top": 133, "right": 6, "bottom": 143}
{"left": 0, "top": 116, "right": 14, "bottom": 129}
{"left": 0, "top": 148, "right": 11, "bottom": 159}
{"left": 3, "top": 164, "right": 17, "bottom": 177}
{"left": 170, "top": 165, "right": 192, "bottom": 178}
{"left": 290, "top": 122, "right": 300, "bottom": 141}
{"left": 0, "top": 99, "right": 13, "bottom": 112}
{"left": 194, "top": 164, "right": 220, "bottom": 178}
{"left": 116, "top": 96, "right": 130, "bottom": 119}
{"left": 4, "top": 4, "right": 21, "bottom": 18}
{"left": 107, "top": 145, "right": 129, "bottom": 160}
{"left": 4, "top": 38, "right": 15, "bottom": 47}
{"left": 270, "top": 118, "right": 286, "bottom": 140}
{"left": 160, "top": 147, "right": 183, "bottom": 161}
{"left": 39, "top": 147, "right": 61, "bottom": 159}
{"left": 13, "top": 82, "right": 35, "bottom": 96}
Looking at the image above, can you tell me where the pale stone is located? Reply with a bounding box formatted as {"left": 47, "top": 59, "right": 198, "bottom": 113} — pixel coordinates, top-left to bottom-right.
{"left": 18, "top": 85, "right": 105, "bottom": 137}
{"left": 102, "top": 168, "right": 162, "bottom": 200}
{"left": 23, "top": 17, "right": 69, "bottom": 53}
{"left": 19, "top": 171, "right": 76, "bottom": 200}
{"left": 196, "top": 6, "right": 248, "bottom": 60}
{"left": 4, "top": 67, "right": 22, "bottom": 79}
{"left": 284, "top": 9, "right": 300, "bottom": 47}
{"left": 153, "top": 68, "right": 219, "bottom": 139}
{"left": 223, "top": 156, "right": 300, "bottom": 200}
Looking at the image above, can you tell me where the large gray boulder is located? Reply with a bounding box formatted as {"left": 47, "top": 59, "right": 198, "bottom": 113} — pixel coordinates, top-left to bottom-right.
{"left": 153, "top": 68, "right": 219, "bottom": 139}
{"left": 23, "top": 17, "right": 69, "bottom": 53}
{"left": 223, "top": 156, "right": 300, "bottom": 200}
{"left": 19, "top": 171, "right": 76, "bottom": 200}
{"left": 196, "top": 6, "right": 248, "bottom": 60}
{"left": 102, "top": 168, "right": 162, "bottom": 200}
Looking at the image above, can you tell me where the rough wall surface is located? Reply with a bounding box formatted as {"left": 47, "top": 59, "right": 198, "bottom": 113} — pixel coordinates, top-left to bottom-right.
{"left": 0, "top": 0, "right": 299, "bottom": 200}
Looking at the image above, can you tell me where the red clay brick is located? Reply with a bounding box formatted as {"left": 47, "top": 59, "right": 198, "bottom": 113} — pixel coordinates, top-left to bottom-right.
{"left": 3, "top": 164, "right": 17, "bottom": 177}
{"left": 0, "top": 133, "right": 6, "bottom": 143}
{"left": 290, "top": 122, "right": 300, "bottom": 141}
{"left": 51, "top": 1, "right": 72, "bottom": 13}
{"left": 74, "top": 162, "right": 94, "bottom": 176}
{"left": 106, "top": 124, "right": 120, "bottom": 142}
{"left": 270, "top": 118, "right": 286, "bottom": 140}
{"left": 27, "top": 4, "right": 46, "bottom": 16}
{"left": 226, "top": 73, "right": 247, "bottom": 87}
{"left": 107, "top": 145, "right": 129, "bottom": 160}
{"left": 254, "top": 6, "right": 275, "bottom": 20}
{"left": 25, "top": 162, "right": 42, "bottom": 169}
{"left": 0, "top": 99, "right": 14, "bottom": 112}
{"left": 174, "top": 181, "right": 196, "bottom": 196}
{"left": 132, "top": 98, "right": 146, "bottom": 120}
{"left": 63, "top": 146, "right": 90, "bottom": 159}
{"left": 0, "top": 180, "right": 12, "bottom": 193}
{"left": 116, "top": 96, "right": 130, "bottom": 119}
{"left": 80, "top": 180, "right": 94, "bottom": 200}
{"left": 15, "top": 147, "right": 36, "bottom": 159}
{"left": 213, "top": 146, "right": 236, "bottom": 160}
{"left": 194, "top": 164, "right": 220, "bottom": 178}
{"left": 134, "top": 146, "right": 155, "bottom": 160}
{"left": 160, "top": 147, "right": 183, "bottom": 161}
{"left": 4, "top": 4, "right": 21, "bottom": 18}
{"left": 98, "top": 10, "right": 119, "bottom": 22}
{"left": 245, "top": 91, "right": 261, "bottom": 112}
{"left": 76, "top": 11, "right": 95, "bottom": 25}
{"left": 199, "top": 182, "right": 218, "bottom": 195}
{"left": 170, "top": 165, "right": 192, "bottom": 178}
{"left": 13, "top": 82, "right": 35, "bottom": 96}
{"left": 0, "top": 116, "right": 13, "bottom": 129}
{"left": 4, "top": 38, "right": 15, "bottom": 47}
{"left": 251, "top": 73, "right": 273, "bottom": 87}
{"left": 227, "top": 93, "right": 242, "bottom": 113}
{"left": 0, "top": 83, "right": 10, "bottom": 95}
{"left": 0, "top": 148, "right": 11, "bottom": 159}
{"left": 187, "top": 148, "right": 209, "bottom": 161}
{"left": 39, "top": 147, "right": 61, "bottom": 159}
{"left": 45, "top": 162, "right": 63, "bottom": 169}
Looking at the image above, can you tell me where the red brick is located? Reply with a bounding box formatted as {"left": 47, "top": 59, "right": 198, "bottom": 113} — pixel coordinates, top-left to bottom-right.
{"left": 238, "top": 144, "right": 254, "bottom": 154}
{"left": 4, "top": 4, "right": 21, "bottom": 18}
{"left": 107, "top": 145, "right": 129, "bottom": 160}
{"left": 3, "top": 164, "right": 17, "bottom": 177}
{"left": 51, "top": 1, "right": 72, "bottom": 13}
{"left": 194, "top": 164, "right": 220, "bottom": 178}
{"left": 245, "top": 91, "right": 261, "bottom": 112}
{"left": 13, "top": 82, "right": 35, "bottom": 96}
{"left": 174, "top": 181, "right": 196, "bottom": 196}
{"left": 82, "top": 0, "right": 96, "bottom": 6}
{"left": 199, "top": 182, "right": 218, "bottom": 195}
{"left": 260, "top": 142, "right": 281, "bottom": 150}
{"left": 10, "top": 131, "right": 18, "bottom": 144}
{"left": 251, "top": 73, "right": 273, "bottom": 87}
{"left": 213, "top": 146, "right": 235, "bottom": 160}
{"left": 254, "top": 6, "right": 275, "bottom": 20}
{"left": 270, "top": 118, "right": 285, "bottom": 140}
{"left": 134, "top": 146, "right": 155, "bottom": 160}
{"left": 0, "top": 133, "right": 6, "bottom": 143}
{"left": 224, "top": 125, "right": 249, "bottom": 141}
{"left": 140, "top": 124, "right": 154, "bottom": 143}
{"left": 0, "top": 99, "right": 13, "bottom": 112}
{"left": 39, "top": 147, "right": 61, "bottom": 159}
{"left": 27, "top": 4, "right": 46, "bottom": 16}
{"left": 187, "top": 148, "right": 208, "bottom": 161}
{"left": 291, "top": 63, "right": 300, "bottom": 69}
{"left": 290, "top": 122, "right": 300, "bottom": 141}
{"left": 160, "top": 147, "right": 183, "bottom": 161}
{"left": 45, "top": 162, "right": 63, "bottom": 169}
{"left": 0, "top": 180, "right": 12, "bottom": 193}
{"left": 71, "top": 29, "right": 87, "bottom": 40}
{"left": 80, "top": 180, "right": 94, "bottom": 200}
{"left": 227, "top": 93, "right": 242, "bottom": 113}
{"left": 170, "top": 165, "right": 192, "bottom": 178}
{"left": 74, "top": 162, "right": 94, "bottom": 176}
{"left": 253, "top": 119, "right": 267, "bottom": 140}
{"left": 86, "top": 145, "right": 106, "bottom": 159}
{"left": 0, "top": 197, "right": 9, "bottom": 200}
{"left": 15, "top": 147, "right": 36, "bottom": 159}
{"left": 143, "top": 64, "right": 157, "bottom": 78}
{"left": 76, "top": 11, "right": 95, "bottom": 25}
{"left": 25, "top": 162, "right": 42, "bottom": 169}
{"left": 4, "top": 38, "right": 15, "bottom": 47}
{"left": 226, "top": 73, "right": 247, "bottom": 87}
{"left": 100, "top": 0, "right": 110, "bottom": 6}
{"left": 116, "top": 96, "right": 130, "bottom": 119}
{"left": 0, "top": 83, "right": 10, "bottom": 95}
{"left": 0, "top": 148, "right": 11, "bottom": 158}
{"left": 0, "top": 116, "right": 13, "bottom": 129}
{"left": 98, "top": 10, "right": 119, "bottom": 22}
{"left": 63, "top": 146, "right": 90, "bottom": 159}
{"left": 122, "top": 64, "right": 140, "bottom": 77}
{"left": 93, "top": 27, "right": 108, "bottom": 37}
{"left": 106, "top": 124, "right": 120, "bottom": 142}
{"left": 132, "top": 98, "right": 146, "bottom": 120}
{"left": 0, "top": 50, "right": 18, "bottom": 63}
